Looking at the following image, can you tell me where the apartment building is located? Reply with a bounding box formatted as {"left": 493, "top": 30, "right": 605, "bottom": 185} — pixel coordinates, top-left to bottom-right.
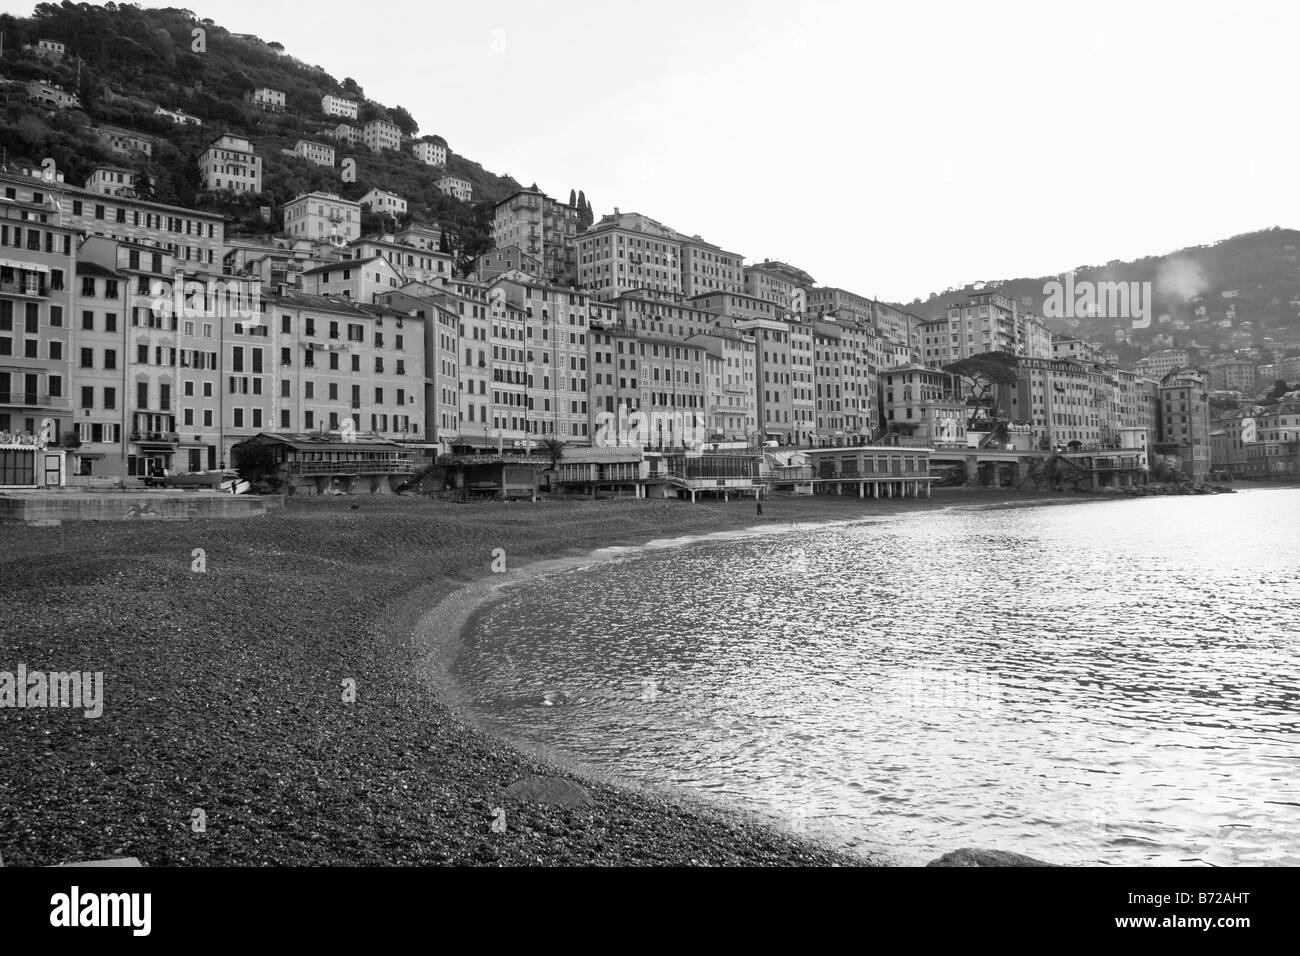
{"left": 154, "top": 106, "right": 201, "bottom": 126}
{"left": 679, "top": 237, "right": 744, "bottom": 297}
{"left": 333, "top": 124, "right": 362, "bottom": 147}
{"left": 743, "top": 260, "right": 811, "bottom": 314}
{"left": 491, "top": 186, "right": 580, "bottom": 286}
{"left": 91, "top": 125, "right": 156, "bottom": 159}
{"left": 373, "top": 289, "right": 460, "bottom": 449}
{"left": 1135, "top": 348, "right": 1190, "bottom": 380}
{"left": 435, "top": 176, "right": 473, "bottom": 202}
{"left": 262, "top": 291, "right": 423, "bottom": 445}
{"left": 26, "top": 80, "right": 79, "bottom": 110}
{"left": 346, "top": 237, "right": 451, "bottom": 286}
{"left": 301, "top": 255, "right": 404, "bottom": 303}
{"left": 363, "top": 119, "right": 401, "bottom": 153}
{"left": 293, "top": 140, "right": 336, "bottom": 168}
{"left": 612, "top": 289, "right": 721, "bottom": 339}
{"left": 0, "top": 200, "right": 76, "bottom": 455}
{"left": 576, "top": 211, "right": 683, "bottom": 300}
{"left": 1207, "top": 359, "right": 1257, "bottom": 394}
{"left": 688, "top": 289, "right": 784, "bottom": 324}
{"left": 474, "top": 245, "right": 542, "bottom": 283}
{"left": 685, "top": 326, "right": 757, "bottom": 442}
{"left": 83, "top": 166, "right": 136, "bottom": 197}
{"left": 200, "top": 133, "right": 262, "bottom": 194}
{"left": 924, "top": 291, "right": 1051, "bottom": 367}
{"left": 1000, "top": 357, "right": 1105, "bottom": 449}
{"left": 1158, "top": 370, "right": 1211, "bottom": 481}
{"left": 360, "top": 189, "right": 407, "bottom": 219}
{"left": 321, "top": 94, "right": 359, "bottom": 120}
{"left": 244, "top": 87, "right": 285, "bottom": 112}
{"left": 283, "top": 192, "right": 362, "bottom": 244}
{"left": 881, "top": 366, "right": 967, "bottom": 448}
{"left": 413, "top": 137, "right": 448, "bottom": 167}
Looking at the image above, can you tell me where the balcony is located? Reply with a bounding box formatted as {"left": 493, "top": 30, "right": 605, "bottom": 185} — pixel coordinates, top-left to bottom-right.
{"left": 2, "top": 393, "right": 71, "bottom": 410}
{"left": 0, "top": 278, "right": 50, "bottom": 298}
{"left": 286, "top": 458, "right": 415, "bottom": 477}
{"left": 130, "top": 431, "right": 180, "bottom": 444}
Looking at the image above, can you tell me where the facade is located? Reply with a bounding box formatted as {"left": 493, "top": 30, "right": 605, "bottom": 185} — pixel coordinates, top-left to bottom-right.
{"left": 686, "top": 327, "right": 757, "bottom": 443}
{"left": 0, "top": 200, "right": 77, "bottom": 455}
{"left": 474, "top": 245, "right": 542, "bottom": 282}
{"left": 412, "top": 138, "right": 448, "bottom": 166}
{"left": 333, "top": 124, "right": 362, "bottom": 147}
{"left": 360, "top": 189, "right": 408, "bottom": 219}
{"left": 301, "top": 256, "right": 404, "bottom": 303}
{"left": 244, "top": 87, "right": 286, "bottom": 112}
{"left": 743, "top": 260, "right": 811, "bottom": 314}
{"left": 576, "top": 212, "right": 683, "bottom": 300}
{"left": 293, "top": 140, "right": 336, "bottom": 168}
{"left": 491, "top": 187, "right": 580, "bottom": 286}
{"left": 200, "top": 134, "right": 262, "bottom": 194}
{"left": 321, "top": 94, "right": 359, "bottom": 120}
{"left": 83, "top": 166, "right": 136, "bottom": 197}
{"left": 283, "top": 192, "right": 361, "bottom": 244}
{"left": 0, "top": 168, "right": 224, "bottom": 269}
{"left": 881, "top": 366, "right": 966, "bottom": 448}
{"left": 363, "top": 119, "right": 402, "bottom": 153}
{"left": 805, "top": 446, "right": 935, "bottom": 498}
{"left": 1157, "top": 370, "right": 1211, "bottom": 481}
{"left": 26, "top": 80, "right": 79, "bottom": 110}
{"left": 1135, "top": 348, "right": 1190, "bottom": 380}
{"left": 680, "top": 237, "right": 744, "bottom": 297}
{"left": 435, "top": 176, "right": 473, "bottom": 202}
{"left": 999, "top": 357, "right": 1105, "bottom": 449}
{"left": 92, "top": 126, "right": 156, "bottom": 159}
{"left": 346, "top": 237, "right": 451, "bottom": 285}
{"left": 154, "top": 106, "right": 202, "bottom": 126}
{"left": 925, "top": 291, "right": 1052, "bottom": 367}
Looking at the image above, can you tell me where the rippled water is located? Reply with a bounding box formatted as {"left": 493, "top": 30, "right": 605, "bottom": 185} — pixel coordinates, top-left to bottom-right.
{"left": 453, "top": 490, "right": 1300, "bottom": 865}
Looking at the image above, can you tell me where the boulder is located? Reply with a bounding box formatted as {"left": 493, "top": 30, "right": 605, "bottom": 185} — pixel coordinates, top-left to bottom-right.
{"left": 503, "top": 776, "right": 595, "bottom": 808}
{"left": 926, "top": 848, "right": 1057, "bottom": 867}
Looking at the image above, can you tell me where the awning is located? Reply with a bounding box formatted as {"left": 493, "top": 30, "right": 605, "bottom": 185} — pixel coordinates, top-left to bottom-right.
{"left": 0, "top": 258, "right": 49, "bottom": 273}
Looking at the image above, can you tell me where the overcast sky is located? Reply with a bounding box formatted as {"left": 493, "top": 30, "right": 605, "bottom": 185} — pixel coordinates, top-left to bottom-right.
{"left": 12, "top": 0, "right": 1298, "bottom": 301}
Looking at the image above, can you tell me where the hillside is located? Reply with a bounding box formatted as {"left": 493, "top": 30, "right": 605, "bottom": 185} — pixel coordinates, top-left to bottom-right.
{"left": 0, "top": 3, "right": 575, "bottom": 269}
{"left": 895, "top": 228, "right": 1300, "bottom": 364}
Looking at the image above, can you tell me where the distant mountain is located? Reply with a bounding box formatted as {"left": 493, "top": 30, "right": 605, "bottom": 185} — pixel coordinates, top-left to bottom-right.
{"left": 0, "top": 3, "right": 587, "bottom": 269}
{"left": 893, "top": 228, "right": 1300, "bottom": 363}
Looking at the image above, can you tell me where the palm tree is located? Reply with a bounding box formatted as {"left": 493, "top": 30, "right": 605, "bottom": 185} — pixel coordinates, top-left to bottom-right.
{"left": 540, "top": 437, "right": 567, "bottom": 471}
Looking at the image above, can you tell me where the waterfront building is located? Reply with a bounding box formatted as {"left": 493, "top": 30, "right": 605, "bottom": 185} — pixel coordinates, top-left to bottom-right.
{"left": 881, "top": 366, "right": 967, "bottom": 449}
{"left": 805, "top": 445, "right": 935, "bottom": 498}
{"left": 1157, "top": 370, "right": 1211, "bottom": 481}
{"left": 685, "top": 326, "right": 758, "bottom": 443}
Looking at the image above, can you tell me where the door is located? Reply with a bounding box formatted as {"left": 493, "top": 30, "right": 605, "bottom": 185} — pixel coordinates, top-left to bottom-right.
{"left": 43, "top": 453, "right": 62, "bottom": 487}
{"left": 189, "top": 449, "right": 202, "bottom": 473}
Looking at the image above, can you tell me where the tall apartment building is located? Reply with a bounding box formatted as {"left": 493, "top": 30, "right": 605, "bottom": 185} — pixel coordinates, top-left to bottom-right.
{"left": 743, "top": 260, "right": 814, "bottom": 314}
{"left": 685, "top": 326, "right": 757, "bottom": 442}
{"left": 347, "top": 237, "right": 451, "bottom": 286}
{"left": 612, "top": 289, "right": 720, "bottom": 339}
{"left": 812, "top": 320, "right": 879, "bottom": 445}
{"left": 921, "top": 291, "right": 1051, "bottom": 367}
{"left": 1207, "top": 359, "right": 1257, "bottom": 394}
{"left": 1135, "top": 348, "right": 1190, "bottom": 380}
{"left": 363, "top": 119, "right": 401, "bottom": 153}
{"left": 0, "top": 167, "right": 225, "bottom": 269}
{"left": 881, "top": 366, "right": 967, "bottom": 448}
{"left": 283, "top": 192, "right": 362, "bottom": 244}
{"left": 491, "top": 186, "right": 581, "bottom": 286}
{"left": 200, "top": 133, "right": 262, "bottom": 194}
{"left": 679, "top": 237, "right": 744, "bottom": 297}
{"left": 0, "top": 199, "right": 76, "bottom": 453}
{"left": 576, "top": 212, "right": 683, "bottom": 300}
{"left": 1000, "top": 357, "right": 1105, "bottom": 449}
{"left": 1158, "top": 370, "right": 1210, "bottom": 481}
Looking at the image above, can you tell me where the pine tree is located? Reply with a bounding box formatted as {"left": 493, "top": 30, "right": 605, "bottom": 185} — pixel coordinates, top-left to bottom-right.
{"left": 569, "top": 188, "right": 577, "bottom": 208}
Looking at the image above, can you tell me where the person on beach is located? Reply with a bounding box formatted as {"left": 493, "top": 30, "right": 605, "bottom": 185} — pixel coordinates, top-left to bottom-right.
{"left": 756, "top": 499, "right": 764, "bottom": 517}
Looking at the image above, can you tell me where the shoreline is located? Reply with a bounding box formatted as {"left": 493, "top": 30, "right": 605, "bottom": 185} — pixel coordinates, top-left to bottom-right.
{"left": 2, "top": 485, "right": 1273, "bottom": 866}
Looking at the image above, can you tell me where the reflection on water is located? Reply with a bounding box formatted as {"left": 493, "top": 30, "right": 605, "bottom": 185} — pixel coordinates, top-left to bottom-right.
{"left": 453, "top": 490, "right": 1300, "bottom": 865}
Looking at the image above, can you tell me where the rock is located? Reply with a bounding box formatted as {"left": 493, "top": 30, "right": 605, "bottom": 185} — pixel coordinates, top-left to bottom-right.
{"left": 503, "top": 776, "right": 595, "bottom": 808}
{"left": 926, "top": 848, "right": 1057, "bottom": 867}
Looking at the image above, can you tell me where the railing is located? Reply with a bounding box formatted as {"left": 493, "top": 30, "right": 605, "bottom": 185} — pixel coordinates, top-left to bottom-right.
{"left": 287, "top": 459, "right": 415, "bottom": 477}
{"left": 129, "top": 431, "right": 180, "bottom": 443}
{"left": 0, "top": 279, "right": 48, "bottom": 297}
{"left": 3, "top": 393, "right": 71, "bottom": 409}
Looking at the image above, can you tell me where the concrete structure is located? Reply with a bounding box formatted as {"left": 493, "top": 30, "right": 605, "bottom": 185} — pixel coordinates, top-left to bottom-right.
{"left": 881, "top": 366, "right": 966, "bottom": 448}
{"left": 474, "top": 245, "right": 542, "bottom": 282}
{"left": 234, "top": 432, "right": 414, "bottom": 495}
{"left": 1135, "top": 348, "right": 1190, "bottom": 380}
{"left": 283, "top": 192, "right": 361, "bottom": 244}
{"left": 680, "top": 237, "right": 744, "bottom": 297}
{"left": 200, "top": 134, "right": 262, "bottom": 194}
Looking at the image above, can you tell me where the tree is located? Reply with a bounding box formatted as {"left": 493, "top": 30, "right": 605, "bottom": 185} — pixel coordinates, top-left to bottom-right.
{"left": 569, "top": 188, "right": 577, "bottom": 208}
{"left": 390, "top": 104, "right": 418, "bottom": 137}
{"left": 1266, "top": 379, "right": 1291, "bottom": 401}
{"left": 540, "top": 437, "right": 567, "bottom": 470}
{"left": 134, "top": 169, "right": 154, "bottom": 200}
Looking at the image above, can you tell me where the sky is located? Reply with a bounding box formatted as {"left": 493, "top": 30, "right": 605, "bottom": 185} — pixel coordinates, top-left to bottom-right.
{"left": 9, "top": 0, "right": 1299, "bottom": 302}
